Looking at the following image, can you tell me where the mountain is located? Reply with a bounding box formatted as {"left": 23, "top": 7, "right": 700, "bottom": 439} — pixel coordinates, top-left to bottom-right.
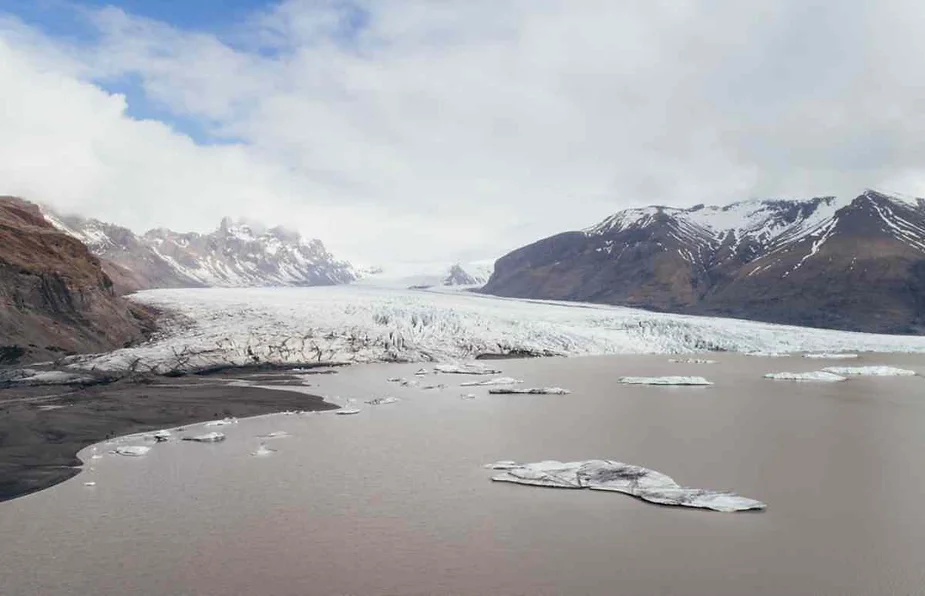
{"left": 43, "top": 211, "right": 356, "bottom": 291}
{"left": 481, "top": 190, "right": 925, "bottom": 334}
{"left": 352, "top": 261, "right": 493, "bottom": 289}
{"left": 0, "top": 197, "right": 155, "bottom": 364}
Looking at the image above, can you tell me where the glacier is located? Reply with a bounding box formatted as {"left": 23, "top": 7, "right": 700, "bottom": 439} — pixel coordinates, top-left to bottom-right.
{"left": 488, "top": 460, "right": 765, "bottom": 512}
{"left": 66, "top": 286, "right": 925, "bottom": 373}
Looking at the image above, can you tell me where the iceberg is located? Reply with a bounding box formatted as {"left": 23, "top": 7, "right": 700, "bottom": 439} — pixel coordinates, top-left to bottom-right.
{"left": 745, "top": 351, "right": 790, "bottom": 357}
{"left": 619, "top": 376, "right": 713, "bottom": 386}
{"left": 668, "top": 358, "right": 717, "bottom": 364}
{"left": 764, "top": 371, "right": 847, "bottom": 382}
{"left": 83, "top": 481, "right": 96, "bottom": 487}
{"left": 821, "top": 366, "right": 916, "bottom": 376}
{"left": 148, "top": 430, "right": 172, "bottom": 442}
{"left": 113, "top": 445, "right": 151, "bottom": 456}
{"left": 182, "top": 432, "right": 226, "bottom": 443}
{"left": 460, "top": 393, "right": 477, "bottom": 400}
{"left": 433, "top": 363, "right": 502, "bottom": 375}
{"left": 335, "top": 408, "right": 361, "bottom": 415}
{"left": 488, "top": 387, "right": 571, "bottom": 395}
{"left": 803, "top": 353, "right": 858, "bottom": 360}
{"left": 204, "top": 417, "right": 238, "bottom": 427}
{"left": 259, "top": 431, "right": 290, "bottom": 439}
{"left": 489, "top": 460, "right": 765, "bottom": 512}
{"left": 460, "top": 377, "right": 524, "bottom": 387}
{"left": 365, "top": 397, "right": 400, "bottom": 405}
{"left": 414, "top": 368, "right": 429, "bottom": 376}
{"left": 251, "top": 443, "right": 276, "bottom": 457}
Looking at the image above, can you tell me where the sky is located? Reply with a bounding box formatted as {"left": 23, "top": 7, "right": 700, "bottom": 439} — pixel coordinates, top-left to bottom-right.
{"left": 2, "top": 0, "right": 925, "bottom": 265}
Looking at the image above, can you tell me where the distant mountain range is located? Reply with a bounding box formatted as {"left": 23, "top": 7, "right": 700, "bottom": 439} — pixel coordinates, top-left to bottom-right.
{"left": 482, "top": 190, "right": 925, "bottom": 334}
{"left": 43, "top": 210, "right": 356, "bottom": 293}
{"left": 353, "top": 260, "right": 493, "bottom": 289}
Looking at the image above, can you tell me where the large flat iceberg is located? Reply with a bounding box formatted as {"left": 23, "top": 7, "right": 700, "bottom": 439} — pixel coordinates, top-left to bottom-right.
{"left": 460, "top": 377, "right": 524, "bottom": 387}
{"left": 821, "top": 366, "right": 916, "bottom": 376}
{"left": 619, "top": 376, "right": 713, "bottom": 386}
{"left": 489, "top": 460, "right": 765, "bottom": 512}
{"left": 764, "top": 371, "right": 847, "bottom": 382}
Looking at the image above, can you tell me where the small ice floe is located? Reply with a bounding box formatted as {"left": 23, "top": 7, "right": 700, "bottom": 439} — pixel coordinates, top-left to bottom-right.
{"left": 488, "top": 387, "right": 571, "bottom": 395}
{"left": 764, "top": 371, "right": 847, "bottom": 382}
{"left": 433, "top": 363, "right": 502, "bottom": 375}
{"left": 803, "top": 353, "right": 859, "bottom": 360}
{"left": 147, "top": 430, "right": 172, "bottom": 442}
{"left": 460, "top": 393, "right": 477, "bottom": 400}
{"left": 488, "top": 460, "right": 765, "bottom": 512}
{"left": 83, "top": 481, "right": 96, "bottom": 487}
{"left": 259, "top": 431, "right": 291, "bottom": 439}
{"left": 745, "top": 351, "right": 789, "bottom": 357}
{"left": 365, "top": 397, "right": 400, "bottom": 406}
{"left": 668, "top": 358, "right": 717, "bottom": 364}
{"left": 421, "top": 384, "right": 447, "bottom": 390}
{"left": 204, "top": 417, "right": 238, "bottom": 427}
{"left": 822, "top": 366, "right": 916, "bottom": 377}
{"left": 460, "top": 377, "right": 524, "bottom": 387}
{"left": 251, "top": 443, "right": 276, "bottom": 457}
{"left": 400, "top": 379, "right": 420, "bottom": 387}
{"left": 619, "top": 376, "right": 713, "bottom": 386}
{"left": 387, "top": 377, "right": 402, "bottom": 383}
{"left": 414, "top": 368, "right": 429, "bottom": 376}
{"left": 182, "top": 432, "right": 226, "bottom": 443}
{"left": 113, "top": 445, "right": 151, "bottom": 457}
{"left": 90, "top": 454, "right": 104, "bottom": 460}
{"left": 335, "top": 408, "right": 362, "bottom": 415}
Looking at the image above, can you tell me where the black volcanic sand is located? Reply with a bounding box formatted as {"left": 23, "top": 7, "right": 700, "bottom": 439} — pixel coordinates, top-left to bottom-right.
{"left": 0, "top": 375, "right": 337, "bottom": 502}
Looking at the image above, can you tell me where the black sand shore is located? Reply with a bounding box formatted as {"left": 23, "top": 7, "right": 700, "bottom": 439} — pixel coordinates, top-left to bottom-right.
{"left": 0, "top": 374, "right": 337, "bottom": 502}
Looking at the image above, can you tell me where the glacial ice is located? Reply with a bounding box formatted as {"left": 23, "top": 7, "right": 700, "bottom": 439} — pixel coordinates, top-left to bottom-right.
{"left": 204, "top": 417, "right": 238, "bottom": 427}
{"left": 113, "top": 445, "right": 151, "bottom": 456}
{"left": 803, "top": 353, "right": 859, "bottom": 359}
{"left": 764, "top": 371, "right": 847, "bottom": 382}
{"left": 460, "top": 377, "right": 524, "bottom": 387}
{"left": 182, "top": 432, "right": 226, "bottom": 443}
{"left": 251, "top": 444, "right": 276, "bottom": 457}
{"left": 335, "top": 408, "right": 362, "bottom": 415}
{"left": 619, "top": 376, "right": 713, "bottom": 386}
{"left": 489, "top": 460, "right": 766, "bottom": 512}
{"left": 488, "top": 387, "right": 572, "bottom": 395}
{"left": 668, "top": 358, "right": 717, "bottom": 364}
{"left": 433, "top": 363, "right": 502, "bottom": 375}
{"left": 259, "top": 431, "right": 290, "bottom": 439}
{"left": 822, "top": 366, "right": 916, "bottom": 376}
{"left": 460, "top": 393, "right": 477, "bottom": 399}
{"left": 83, "top": 481, "right": 96, "bottom": 487}
{"left": 365, "top": 397, "right": 399, "bottom": 405}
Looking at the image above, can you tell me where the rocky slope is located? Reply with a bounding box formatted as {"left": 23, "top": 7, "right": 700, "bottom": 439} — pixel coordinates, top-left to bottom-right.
{"left": 482, "top": 190, "right": 925, "bottom": 333}
{"left": 43, "top": 212, "right": 355, "bottom": 291}
{"left": 0, "top": 197, "right": 156, "bottom": 364}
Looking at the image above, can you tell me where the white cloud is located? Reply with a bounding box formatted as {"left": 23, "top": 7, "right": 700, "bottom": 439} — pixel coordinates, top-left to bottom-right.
{"left": 3, "top": 0, "right": 925, "bottom": 264}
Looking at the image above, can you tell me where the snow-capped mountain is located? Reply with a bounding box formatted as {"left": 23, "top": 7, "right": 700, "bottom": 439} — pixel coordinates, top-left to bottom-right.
{"left": 352, "top": 260, "right": 494, "bottom": 289}
{"left": 482, "top": 190, "right": 925, "bottom": 334}
{"left": 43, "top": 211, "right": 356, "bottom": 291}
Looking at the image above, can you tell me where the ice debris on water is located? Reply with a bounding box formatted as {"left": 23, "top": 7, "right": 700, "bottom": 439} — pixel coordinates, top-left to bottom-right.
{"left": 821, "top": 366, "right": 916, "bottom": 377}
{"left": 619, "top": 376, "right": 713, "bottom": 386}
{"left": 460, "top": 393, "right": 477, "bottom": 399}
{"left": 365, "top": 397, "right": 400, "bottom": 405}
{"left": 335, "top": 408, "right": 362, "bottom": 415}
{"left": 421, "top": 384, "right": 446, "bottom": 390}
{"left": 204, "top": 417, "right": 238, "bottom": 427}
{"left": 259, "top": 431, "right": 290, "bottom": 439}
{"left": 764, "top": 371, "right": 847, "bottom": 382}
{"left": 83, "top": 481, "right": 96, "bottom": 487}
{"left": 433, "top": 363, "right": 502, "bottom": 375}
{"left": 113, "top": 445, "right": 151, "bottom": 457}
{"left": 745, "top": 351, "right": 790, "bottom": 357}
{"left": 182, "top": 432, "right": 226, "bottom": 443}
{"left": 668, "top": 358, "right": 717, "bottom": 364}
{"left": 148, "top": 430, "right": 171, "bottom": 442}
{"left": 251, "top": 443, "right": 276, "bottom": 457}
{"left": 414, "top": 368, "right": 429, "bottom": 376}
{"left": 487, "top": 460, "right": 766, "bottom": 512}
{"left": 488, "top": 387, "right": 571, "bottom": 395}
{"left": 400, "top": 379, "right": 420, "bottom": 387}
{"left": 803, "top": 353, "right": 859, "bottom": 360}
{"left": 460, "top": 377, "right": 524, "bottom": 387}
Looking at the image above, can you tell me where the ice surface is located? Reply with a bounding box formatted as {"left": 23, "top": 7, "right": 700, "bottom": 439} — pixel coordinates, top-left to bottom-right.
{"left": 251, "top": 444, "right": 276, "bottom": 457}
{"left": 6, "top": 369, "right": 95, "bottom": 385}
{"left": 433, "top": 363, "right": 502, "bottom": 375}
{"left": 764, "top": 371, "right": 847, "bottom": 382}
{"left": 619, "top": 376, "right": 713, "bottom": 386}
{"left": 182, "top": 432, "right": 226, "bottom": 443}
{"left": 488, "top": 387, "right": 571, "bottom": 395}
{"left": 72, "top": 286, "right": 925, "bottom": 373}
{"left": 365, "top": 397, "right": 400, "bottom": 405}
{"left": 113, "top": 445, "right": 151, "bottom": 456}
{"left": 204, "top": 417, "right": 238, "bottom": 427}
{"left": 490, "top": 460, "right": 766, "bottom": 512}
{"left": 460, "top": 377, "right": 524, "bottom": 387}
{"left": 745, "top": 351, "right": 790, "bottom": 357}
{"left": 822, "top": 366, "right": 916, "bottom": 376}
{"left": 803, "top": 353, "right": 859, "bottom": 359}
{"left": 668, "top": 358, "right": 717, "bottom": 364}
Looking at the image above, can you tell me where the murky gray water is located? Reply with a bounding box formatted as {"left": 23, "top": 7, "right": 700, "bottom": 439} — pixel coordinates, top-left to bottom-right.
{"left": 2, "top": 353, "right": 925, "bottom": 596}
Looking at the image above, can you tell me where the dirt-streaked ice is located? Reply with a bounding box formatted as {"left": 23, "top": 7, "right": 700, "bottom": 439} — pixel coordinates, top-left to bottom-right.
{"left": 764, "top": 371, "right": 847, "bottom": 382}
{"left": 619, "top": 376, "right": 713, "bottom": 386}
{"left": 182, "top": 432, "right": 226, "bottom": 443}
{"left": 489, "top": 460, "right": 765, "bottom": 512}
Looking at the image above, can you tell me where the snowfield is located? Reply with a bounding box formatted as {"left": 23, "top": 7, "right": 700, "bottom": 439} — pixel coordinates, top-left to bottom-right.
{"left": 72, "top": 286, "right": 925, "bottom": 372}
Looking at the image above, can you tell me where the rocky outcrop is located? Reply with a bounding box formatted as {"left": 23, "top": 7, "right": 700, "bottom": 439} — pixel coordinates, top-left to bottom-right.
{"left": 0, "top": 197, "right": 156, "bottom": 364}
{"left": 482, "top": 190, "right": 925, "bottom": 334}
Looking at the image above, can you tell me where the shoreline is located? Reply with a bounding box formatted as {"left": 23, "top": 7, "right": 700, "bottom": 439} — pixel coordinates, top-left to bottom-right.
{"left": 0, "top": 371, "right": 338, "bottom": 503}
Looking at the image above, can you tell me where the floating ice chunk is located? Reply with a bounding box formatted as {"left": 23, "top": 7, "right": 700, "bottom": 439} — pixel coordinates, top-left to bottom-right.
{"left": 668, "top": 358, "right": 717, "bottom": 364}
{"left": 434, "top": 363, "right": 502, "bottom": 375}
{"left": 483, "top": 460, "right": 521, "bottom": 470}
{"left": 259, "top": 431, "right": 290, "bottom": 439}
{"left": 335, "top": 408, "right": 361, "bottom": 415}
{"left": 251, "top": 443, "right": 276, "bottom": 457}
{"left": 147, "top": 430, "right": 172, "bottom": 442}
{"left": 83, "top": 481, "right": 96, "bottom": 487}
{"left": 90, "top": 454, "right": 104, "bottom": 460}
{"left": 421, "top": 384, "right": 446, "bottom": 390}
{"left": 490, "top": 460, "right": 765, "bottom": 512}
{"left": 460, "top": 377, "right": 524, "bottom": 387}
{"left": 386, "top": 377, "right": 402, "bottom": 382}
{"left": 365, "top": 397, "right": 399, "bottom": 405}
{"left": 113, "top": 445, "right": 151, "bottom": 456}
{"left": 400, "top": 379, "right": 420, "bottom": 387}
{"left": 182, "top": 432, "right": 226, "bottom": 443}
{"left": 414, "top": 368, "right": 429, "bottom": 376}
{"left": 804, "top": 353, "right": 859, "bottom": 360}
{"left": 822, "top": 366, "right": 916, "bottom": 376}
{"left": 619, "top": 376, "right": 713, "bottom": 386}
{"left": 745, "top": 351, "right": 790, "bottom": 357}
{"left": 764, "top": 371, "right": 847, "bottom": 382}
{"left": 204, "top": 417, "right": 238, "bottom": 427}
{"left": 488, "top": 387, "right": 571, "bottom": 395}
{"left": 460, "top": 393, "right": 477, "bottom": 400}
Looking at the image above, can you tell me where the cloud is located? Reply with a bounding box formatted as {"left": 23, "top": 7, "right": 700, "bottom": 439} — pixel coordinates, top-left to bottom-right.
{"left": 2, "top": 0, "right": 925, "bottom": 264}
